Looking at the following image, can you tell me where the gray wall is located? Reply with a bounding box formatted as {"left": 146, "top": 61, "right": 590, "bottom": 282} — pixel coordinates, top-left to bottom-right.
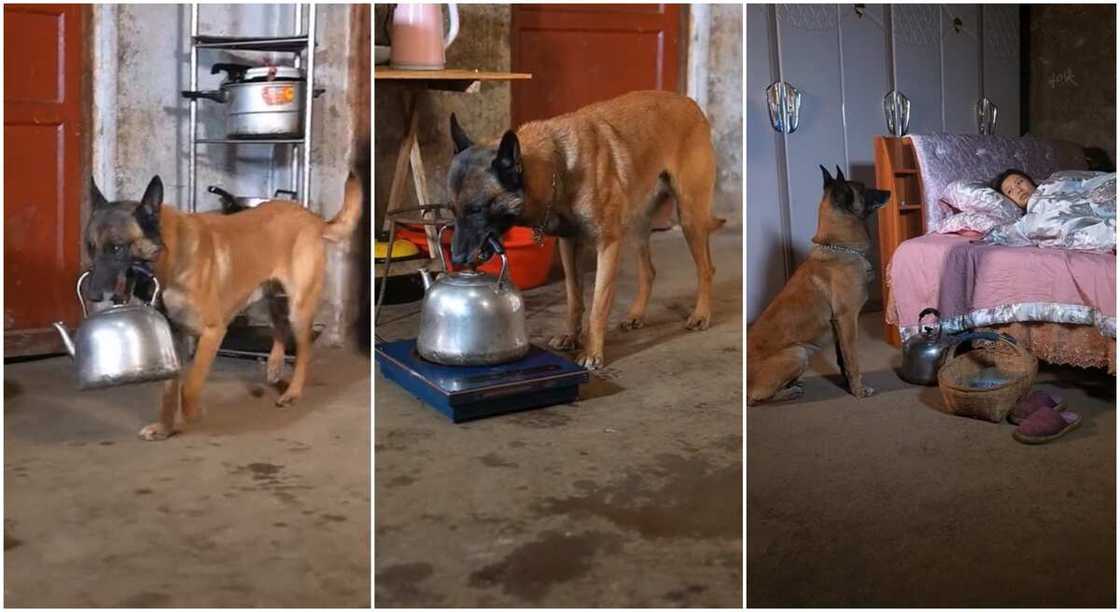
{"left": 92, "top": 4, "right": 364, "bottom": 342}
{"left": 1027, "top": 4, "right": 1117, "bottom": 164}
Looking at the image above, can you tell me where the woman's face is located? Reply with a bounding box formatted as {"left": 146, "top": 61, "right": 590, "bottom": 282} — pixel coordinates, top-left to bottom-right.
{"left": 1000, "top": 174, "right": 1036, "bottom": 209}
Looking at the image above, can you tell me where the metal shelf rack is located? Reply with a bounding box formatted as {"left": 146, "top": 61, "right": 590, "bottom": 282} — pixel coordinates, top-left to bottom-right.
{"left": 184, "top": 4, "right": 318, "bottom": 212}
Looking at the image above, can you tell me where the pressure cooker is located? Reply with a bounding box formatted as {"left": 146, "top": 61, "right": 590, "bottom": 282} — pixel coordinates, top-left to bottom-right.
{"left": 182, "top": 63, "right": 324, "bottom": 139}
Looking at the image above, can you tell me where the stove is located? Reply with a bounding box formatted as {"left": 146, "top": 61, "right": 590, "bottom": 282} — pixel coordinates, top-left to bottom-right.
{"left": 374, "top": 338, "right": 589, "bottom": 422}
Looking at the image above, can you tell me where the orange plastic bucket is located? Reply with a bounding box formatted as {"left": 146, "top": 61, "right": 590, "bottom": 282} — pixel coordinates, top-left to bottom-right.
{"left": 394, "top": 224, "right": 556, "bottom": 290}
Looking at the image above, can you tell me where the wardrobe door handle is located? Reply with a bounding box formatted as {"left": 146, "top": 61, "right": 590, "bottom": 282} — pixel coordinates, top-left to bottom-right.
{"left": 766, "top": 81, "right": 802, "bottom": 134}
{"left": 883, "top": 90, "right": 911, "bottom": 137}
{"left": 976, "top": 97, "right": 998, "bottom": 135}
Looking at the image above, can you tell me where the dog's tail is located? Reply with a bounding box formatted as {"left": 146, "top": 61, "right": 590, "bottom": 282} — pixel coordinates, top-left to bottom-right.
{"left": 323, "top": 171, "right": 363, "bottom": 243}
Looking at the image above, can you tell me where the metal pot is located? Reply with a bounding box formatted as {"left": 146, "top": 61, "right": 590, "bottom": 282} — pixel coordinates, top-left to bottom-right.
{"left": 900, "top": 308, "right": 952, "bottom": 385}
{"left": 52, "top": 271, "right": 181, "bottom": 390}
{"left": 208, "top": 185, "right": 297, "bottom": 213}
{"left": 182, "top": 63, "right": 323, "bottom": 138}
{"left": 416, "top": 230, "right": 528, "bottom": 366}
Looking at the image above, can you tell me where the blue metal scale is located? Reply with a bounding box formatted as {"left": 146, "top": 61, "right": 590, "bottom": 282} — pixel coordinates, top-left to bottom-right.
{"left": 374, "top": 339, "right": 589, "bottom": 423}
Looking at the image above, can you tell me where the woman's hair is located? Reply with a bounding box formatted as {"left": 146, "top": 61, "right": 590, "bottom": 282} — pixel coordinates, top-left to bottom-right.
{"left": 991, "top": 169, "right": 1036, "bottom": 194}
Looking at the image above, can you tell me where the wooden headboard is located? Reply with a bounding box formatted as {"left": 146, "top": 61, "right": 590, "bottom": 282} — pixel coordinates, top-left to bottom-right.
{"left": 873, "top": 136, "right": 924, "bottom": 347}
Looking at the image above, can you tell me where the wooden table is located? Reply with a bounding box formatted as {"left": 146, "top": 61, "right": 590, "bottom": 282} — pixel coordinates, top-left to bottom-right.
{"left": 375, "top": 68, "right": 531, "bottom": 259}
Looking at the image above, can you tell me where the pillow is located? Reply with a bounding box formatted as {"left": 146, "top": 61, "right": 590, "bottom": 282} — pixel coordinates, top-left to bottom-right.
{"left": 934, "top": 180, "right": 1023, "bottom": 235}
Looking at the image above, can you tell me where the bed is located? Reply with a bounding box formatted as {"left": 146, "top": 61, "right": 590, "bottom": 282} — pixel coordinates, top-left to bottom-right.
{"left": 875, "top": 134, "right": 1117, "bottom": 373}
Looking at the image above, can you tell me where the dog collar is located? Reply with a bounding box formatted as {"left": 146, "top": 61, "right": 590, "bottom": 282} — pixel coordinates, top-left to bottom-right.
{"left": 811, "top": 241, "right": 875, "bottom": 279}
{"left": 811, "top": 241, "right": 868, "bottom": 258}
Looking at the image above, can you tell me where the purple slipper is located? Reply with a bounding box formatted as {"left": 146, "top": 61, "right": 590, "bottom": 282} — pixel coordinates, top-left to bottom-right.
{"left": 1012, "top": 405, "right": 1081, "bottom": 445}
{"left": 1007, "top": 389, "right": 1066, "bottom": 425}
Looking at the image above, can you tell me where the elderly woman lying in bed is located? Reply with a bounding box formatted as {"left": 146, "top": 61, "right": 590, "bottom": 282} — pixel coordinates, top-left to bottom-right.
{"left": 935, "top": 168, "right": 1116, "bottom": 252}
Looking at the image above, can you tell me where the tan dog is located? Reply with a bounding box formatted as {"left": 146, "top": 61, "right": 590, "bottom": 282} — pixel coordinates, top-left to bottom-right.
{"left": 446, "top": 90, "right": 725, "bottom": 369}
{"left": 85, "top": 173, "right": 362, "bottom": 439}
{"left": 747, "top": 166, "right": 889, "bottom": 404}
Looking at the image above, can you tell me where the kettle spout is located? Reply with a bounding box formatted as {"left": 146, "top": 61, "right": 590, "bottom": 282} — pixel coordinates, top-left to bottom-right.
{"left": 418, "top": 266, "right": 433, "bottom": 291}
{"left": 52, "top": 321, "right": 76, "bottom": 358}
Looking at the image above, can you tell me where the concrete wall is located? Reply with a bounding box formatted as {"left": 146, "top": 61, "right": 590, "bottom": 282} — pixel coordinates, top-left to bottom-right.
{"left": 92, "top": 4, "right": 366, "bottom": 343}
{"left": 1027, "top": 4, "right": 1117, "bottom": 165}
{"left": 702, "top": 4, "right": 744, "bottom": 227}
{"left": 373, "top": 4, "right": 511, "bottom": 228}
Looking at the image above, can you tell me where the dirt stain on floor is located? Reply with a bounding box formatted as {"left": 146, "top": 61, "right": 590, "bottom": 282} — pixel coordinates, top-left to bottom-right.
{"left": 468, "top": 530, "right": 622, "bottom": 602}
{"left": 536, "top": 453, "right": 741, "bottom": 540}
{"left": 118, "top": 591, "right": 172, "bottom": 607}
{"left": 478, "top": 453, "right": 519, "bottom": 469}
{"left": 375, "top": 562, "right": 437, "bottom": 605}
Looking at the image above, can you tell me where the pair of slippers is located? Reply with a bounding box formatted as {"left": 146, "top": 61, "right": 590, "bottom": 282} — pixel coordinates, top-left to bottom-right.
{"left": 1008, "top": 390, "right": 1080, "bottom": 444}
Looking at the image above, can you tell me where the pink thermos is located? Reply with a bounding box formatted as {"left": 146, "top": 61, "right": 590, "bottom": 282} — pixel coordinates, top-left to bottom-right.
{"left": 389, "top": 4, "right": 459, "bottom": 71}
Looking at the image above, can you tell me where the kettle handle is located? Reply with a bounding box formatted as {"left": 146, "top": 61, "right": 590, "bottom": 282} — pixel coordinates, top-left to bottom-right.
{"left": 436, "top": 224, "right": 453, "bottom": 273}
{"left": 130, "top": 265, "right": 162, "bottom": 308}
{"left": 918, "top": 307, "right": 941, "bottom": 337}
{"left": 75, "top": 271, "right": 91, "bottom": 318}
{"left": 75, "top": 268, "right": 162, "bottom": 317}
{"left": 487, "top": 235, "right": 510, "bottom": 287}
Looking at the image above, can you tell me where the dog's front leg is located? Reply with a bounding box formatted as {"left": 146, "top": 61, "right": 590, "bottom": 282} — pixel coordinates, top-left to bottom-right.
{"left": 548, "top": 236, "right": 583, "bottom": 351}
{"left": 578, "top": 239, "right": 622, "bottom": 369}
{"left": 830, "top": 314, "right": 873, "bottom": 397}
{"left": 180, "top": 325, "right": 228, "bottom": 422}
{"left": 138, "top": 379, "right": 181, "bottom": 441}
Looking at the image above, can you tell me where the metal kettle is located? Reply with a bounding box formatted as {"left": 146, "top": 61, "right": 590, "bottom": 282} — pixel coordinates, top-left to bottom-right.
{"left": 52, "top": 271, "right": 181, "bottom": 390}
{"left": 416, "top": 231, "right": 528, "bottom": 366}
{"left": 899, "top": 308, "right": 955, "bottom": 385}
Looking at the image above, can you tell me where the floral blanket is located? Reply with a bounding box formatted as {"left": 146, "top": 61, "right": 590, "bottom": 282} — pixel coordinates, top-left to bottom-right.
{"left": 985, "top": 171, "right": 1117, "bottom": 252}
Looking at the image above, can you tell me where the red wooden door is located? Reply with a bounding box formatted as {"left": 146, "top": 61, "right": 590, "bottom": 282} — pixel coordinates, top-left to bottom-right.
{"left": 4, "top": 4, "right": 87, "bottom": 356}
{"left": 510, "top": 4, "right": 683, "bottom": 127}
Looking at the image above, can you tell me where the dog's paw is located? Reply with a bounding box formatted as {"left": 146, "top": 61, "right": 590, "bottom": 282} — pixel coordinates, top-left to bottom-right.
{"left": 853, "top": 385, "right": 876, "bottom": 398}
{"left": 773, "top": 383, "right": 805, "bottom": 402}
{"left": 685, "top": 311, "right": 711, "bottom": 331}
{"left": 618, "top": 317, "right": 646, "bottom": 331}
{"left": 275, "top": 390, "right": 301, "bottom": 407}
{"left": 548, "top": 334, "right": 580, "bottom": 351}
{"left": 138, "top": 422, "right": 175, "bottom": 441}
{"left": 576, "top": 352, "right": 605, "bottom": 370}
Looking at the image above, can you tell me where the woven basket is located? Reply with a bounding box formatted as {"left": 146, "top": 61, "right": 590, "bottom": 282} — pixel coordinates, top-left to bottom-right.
{"left": 937, "top": 332, "right": 1038, "bottom": 422}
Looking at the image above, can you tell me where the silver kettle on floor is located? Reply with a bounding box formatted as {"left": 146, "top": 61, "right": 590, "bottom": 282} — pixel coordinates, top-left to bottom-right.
{"left": 53, "top": 271, "right": 181, "bottom": 390}
{"left": 900, "top": 308, "right": 953, "bottom": 385}
{"left": 416, "top": 229, "right": 529, "bottom": 366}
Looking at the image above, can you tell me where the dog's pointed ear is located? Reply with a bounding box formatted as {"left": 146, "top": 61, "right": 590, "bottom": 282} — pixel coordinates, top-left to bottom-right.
{"left": 835, "top": 165, "right": 846, "bottom": 183}
{"left": 91, "top": 176, "right": 110, "bottom": 210}
{"left": 867, "top": 189, "right": 891, "bottom": 208}
{"left": 450, "top": 113, "right": 473, "bottom": 154}
{"left": 137, "top": 176, "right": 163, "bottom": 219}
{"left": 820, "top": 165, "right": 833, "bottom": 187}
{"left": 492, "top": 130, "right": 523, "bottom": 191}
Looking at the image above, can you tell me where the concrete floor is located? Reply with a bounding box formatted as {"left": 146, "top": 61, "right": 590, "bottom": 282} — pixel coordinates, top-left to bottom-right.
{"left": 748, "top": 312, "right": 1116, "bottom": 607}
{"left": 4, "top": 347, "right": 370, "bottom": 607}
{"left": 374, "top": 230, "right": 743, "bottom": 607}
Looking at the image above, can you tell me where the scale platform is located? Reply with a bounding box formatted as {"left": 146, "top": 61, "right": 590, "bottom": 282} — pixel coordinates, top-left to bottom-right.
{"left": 374, "top": 338, "right": 589, "bottom": 422}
